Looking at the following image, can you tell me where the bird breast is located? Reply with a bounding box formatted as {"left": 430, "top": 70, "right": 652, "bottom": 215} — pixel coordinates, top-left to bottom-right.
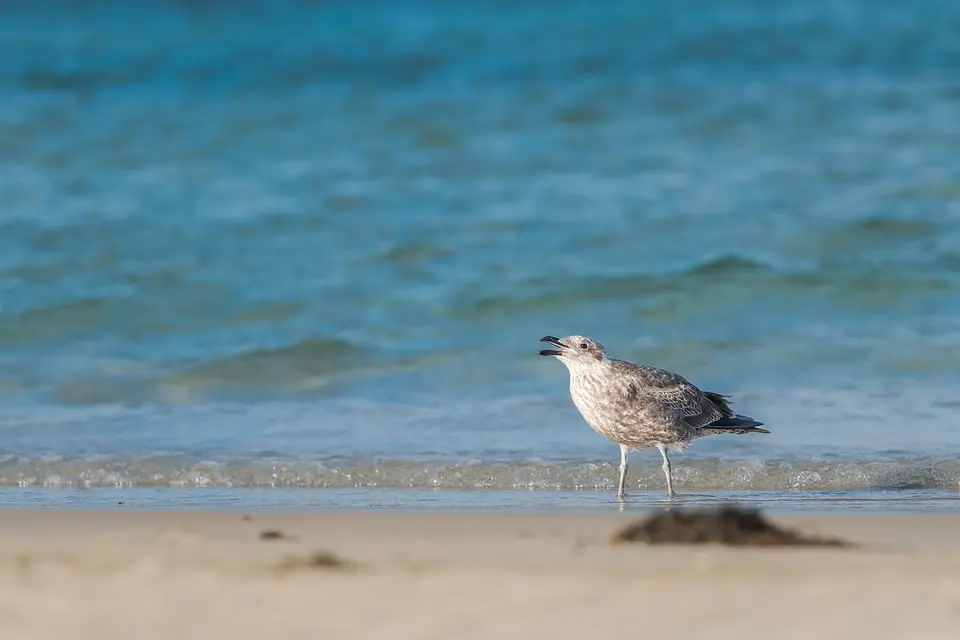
{"left": 567, "top": 371, "right": 631, "bottom": 431}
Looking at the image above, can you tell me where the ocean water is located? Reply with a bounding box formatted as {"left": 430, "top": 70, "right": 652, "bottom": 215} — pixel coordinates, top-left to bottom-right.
{"left": 2, "top": 0, "right": 960, "bottom": 512}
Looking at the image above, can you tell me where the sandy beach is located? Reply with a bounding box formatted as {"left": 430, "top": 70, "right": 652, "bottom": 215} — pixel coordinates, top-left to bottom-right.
{"left": 0, "top": 508, "right": 958, "bottom": 639}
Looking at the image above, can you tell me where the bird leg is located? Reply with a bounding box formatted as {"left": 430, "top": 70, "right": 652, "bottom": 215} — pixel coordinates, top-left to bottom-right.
{"left": 656, "top": 443, "right": 675, "bottom": 499}
{"left": 617, "top": 444, "right": 629, "bottom": 500}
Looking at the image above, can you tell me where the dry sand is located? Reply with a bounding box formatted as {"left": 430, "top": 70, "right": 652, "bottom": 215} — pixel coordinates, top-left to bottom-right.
{"left": 1, "top": 508, "right": 960, "bottom": 639}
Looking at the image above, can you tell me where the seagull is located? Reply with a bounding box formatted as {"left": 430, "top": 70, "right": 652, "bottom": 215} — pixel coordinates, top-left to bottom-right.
{"left": 539, "top": 335, "right": 768, "bottom": 500}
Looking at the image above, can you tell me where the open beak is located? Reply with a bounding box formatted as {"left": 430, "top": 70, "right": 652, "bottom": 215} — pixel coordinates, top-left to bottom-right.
{"left": 539, "top": 335, "right": 565, "bottom": 357}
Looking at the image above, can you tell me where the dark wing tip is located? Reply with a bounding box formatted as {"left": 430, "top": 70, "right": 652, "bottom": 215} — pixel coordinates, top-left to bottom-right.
{"left": 703, "top": 391, "right": 735, "bottom": 417}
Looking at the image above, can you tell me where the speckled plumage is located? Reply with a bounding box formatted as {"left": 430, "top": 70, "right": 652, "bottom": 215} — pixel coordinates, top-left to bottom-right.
{"left": 539, "top": 335, "right": 769, "bottom": 500}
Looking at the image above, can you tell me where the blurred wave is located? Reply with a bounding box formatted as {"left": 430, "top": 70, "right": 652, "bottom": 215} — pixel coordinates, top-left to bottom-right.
{"left": 2, "top": 456, "right": 958, "bottom": 492}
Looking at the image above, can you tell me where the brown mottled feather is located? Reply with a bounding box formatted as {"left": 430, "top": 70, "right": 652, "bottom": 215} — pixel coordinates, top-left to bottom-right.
{"left": 562, "top": 353, "right": 765, "bottom": 448}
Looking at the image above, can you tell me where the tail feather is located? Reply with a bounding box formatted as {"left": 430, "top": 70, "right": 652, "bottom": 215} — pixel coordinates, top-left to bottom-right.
{"left": 699, "top": 414, "right": 769, "bottom": 436}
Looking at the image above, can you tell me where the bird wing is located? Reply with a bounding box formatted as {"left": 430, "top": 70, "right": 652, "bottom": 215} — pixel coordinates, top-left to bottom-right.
{"left": 611, "top": 360, "right": 731, "bottom": 429}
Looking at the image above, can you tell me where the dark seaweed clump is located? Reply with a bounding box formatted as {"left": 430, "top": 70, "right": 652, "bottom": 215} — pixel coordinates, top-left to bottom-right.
{"left": 612, "top": 504, "right": 853, "bottom": 548}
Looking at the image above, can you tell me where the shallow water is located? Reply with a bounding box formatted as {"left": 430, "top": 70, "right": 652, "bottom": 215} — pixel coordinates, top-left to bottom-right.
{"left": 2, "top": 0, "right": 960, "bottom": 511}
{"left": 1, "top": 486, "right": 957, "bottom": 515}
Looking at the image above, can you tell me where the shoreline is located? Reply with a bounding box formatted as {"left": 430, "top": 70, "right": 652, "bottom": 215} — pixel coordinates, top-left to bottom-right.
{"left": 2, "top": 510, "right": 960, "bottom": 638}
{"left": 1, "top": 485, "right": 957, "bottom": 515}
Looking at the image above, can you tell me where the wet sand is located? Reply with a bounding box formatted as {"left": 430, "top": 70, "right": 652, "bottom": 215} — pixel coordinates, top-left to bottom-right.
{"left": 1, "top": 510, "right": 959, "bottom": 638}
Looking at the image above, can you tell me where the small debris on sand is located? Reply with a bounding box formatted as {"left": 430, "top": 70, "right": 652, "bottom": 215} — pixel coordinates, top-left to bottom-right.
{"left": 259, "top": 529, "right": 295, "bottom": 541}
{"left": 276, "top": 551, "right": 355, "bottom": 573}
{"left": 15, "top": 554, "right": 32, "bottom": 573}
{"left": 611, "top": 504, "right": 853, "bottom": 548}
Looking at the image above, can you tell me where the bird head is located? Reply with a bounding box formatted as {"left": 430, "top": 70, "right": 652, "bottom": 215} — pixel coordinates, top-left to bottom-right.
{"left": 538, "top": 335, "right": 606, "bottom": 365}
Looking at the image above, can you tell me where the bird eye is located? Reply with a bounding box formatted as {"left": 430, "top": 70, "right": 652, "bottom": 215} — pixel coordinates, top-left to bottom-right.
{"left": 580, "top": 343, "right": 588, "bottom": 349}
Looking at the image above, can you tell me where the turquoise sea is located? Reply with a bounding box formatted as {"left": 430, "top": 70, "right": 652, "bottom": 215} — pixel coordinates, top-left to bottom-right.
{"left": 2, "top": 0, "right": 960, "bottom": 512}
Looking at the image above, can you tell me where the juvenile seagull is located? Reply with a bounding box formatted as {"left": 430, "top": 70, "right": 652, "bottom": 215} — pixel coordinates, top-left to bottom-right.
{"left": 539, "top": 335, "right": 768, "bottom": 500}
